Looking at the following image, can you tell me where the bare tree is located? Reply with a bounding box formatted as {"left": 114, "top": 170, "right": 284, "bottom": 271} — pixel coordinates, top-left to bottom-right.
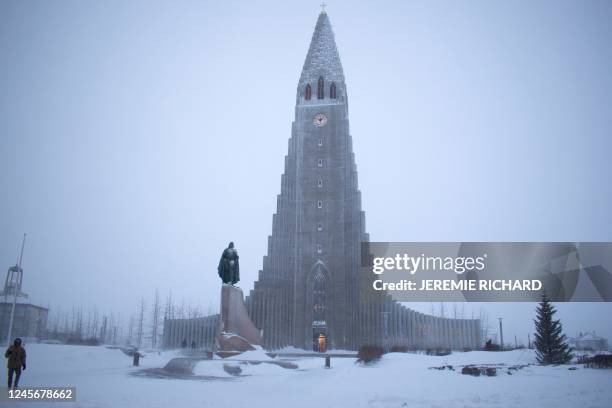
{"left": 63, "top": 311, "right": 70, "bottom": 334}
{"left": 177, "top": 298, "right": 186, "bottom": 319}
{"left": 75, "top": 306, "right": 83, "bottom": 339}
{"left": 187, "top": 304, "right": 202, "bottom": 319}
{"left": 92, "top": 308, "right": 99, "bottom": 338}
{"left": 137, "top": 297, "right": 145, "bottom": 348}
{"left": 127, "top": 314, "right": 134, "bottom": 346}
{"left": 100, "top": 315, "right": 108, "bottom": 343}
{"left": 108, "top": 312, "right": 119, "bottom": 345}
{"left": 85, "top": 309, "right": 92, "bottom": 338}
{"left": 50, "top": 305, "right": 62, "bottom": 333}
{"left": 70, "top": 306, "right": 76, "bottom": 335}
{"left": 151, "top": 290, "right": 161, "bottom": 349}
{"left": 164, "top": 291, "right": 175, "bottom": 320}
{"left": 115, "top": 313, "right": 122, "bottom": 345}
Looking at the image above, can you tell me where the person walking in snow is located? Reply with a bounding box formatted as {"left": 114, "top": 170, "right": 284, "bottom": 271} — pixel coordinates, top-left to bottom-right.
{"left": 5, "top": 337, "right": 26, "bottom": 388}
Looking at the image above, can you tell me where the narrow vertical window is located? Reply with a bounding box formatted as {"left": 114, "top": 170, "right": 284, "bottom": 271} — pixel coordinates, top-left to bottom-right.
{"left": 317, "top": 244, "right": 323, "bottom": 254}
{"left": 330, "top": 82, "right": 337, "bottom": 99}
{"left": 317, "top": 223, "right": 323, "bottom": 231}
{"left": 317, "top": 201, "right": 323, "bottom": 208}
{"left": 318, "top": 138, "right": 323, "bottom": 146}
{"left": 317, "top": 179, "right": 323, "bottom": 187}
{"left": 317, "top": 76, "right": 324, "bottom": 99}
{"left": 317, "top": 159, "right": 323, "bottom": 167}
{"left": 305, "top": 84, "right": 312, "bottom": 100}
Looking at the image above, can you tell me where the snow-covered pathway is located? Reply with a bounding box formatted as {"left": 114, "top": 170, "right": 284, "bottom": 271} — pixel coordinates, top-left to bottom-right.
{"left": 8, "top": 344, "right": 612, "bottom": 408}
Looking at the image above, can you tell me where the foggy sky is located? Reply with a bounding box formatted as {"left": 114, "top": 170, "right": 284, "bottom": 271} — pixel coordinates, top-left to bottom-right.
{"left": 1, "top": 0, "right": 612, "bottom": 343}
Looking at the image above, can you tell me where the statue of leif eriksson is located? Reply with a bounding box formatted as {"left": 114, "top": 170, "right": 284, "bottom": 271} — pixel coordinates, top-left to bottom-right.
{"left": 218, "top": 242, "right": 240, "bottom": 285}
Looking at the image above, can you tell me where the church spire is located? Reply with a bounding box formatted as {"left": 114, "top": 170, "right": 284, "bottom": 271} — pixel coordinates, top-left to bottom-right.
{"left": 298, "top": 11, "right": 345, "bottom": 91}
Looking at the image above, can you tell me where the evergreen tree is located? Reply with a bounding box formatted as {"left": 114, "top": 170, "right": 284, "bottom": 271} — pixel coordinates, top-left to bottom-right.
{"left": 533, "top": 293, "right": 573, "bottom": 364}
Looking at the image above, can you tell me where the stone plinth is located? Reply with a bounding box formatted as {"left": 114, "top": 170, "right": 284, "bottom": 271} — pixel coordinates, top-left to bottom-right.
{"left": 217, "top": 285, "right": 262, "bottom": 352}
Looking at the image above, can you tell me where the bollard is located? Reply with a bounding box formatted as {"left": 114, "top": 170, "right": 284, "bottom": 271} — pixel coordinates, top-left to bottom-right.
{"left": 133, "top": 352, "right": 140, "bottom": 367}
{"left": 325, "top": 355, "right": 331, "bottom": 368}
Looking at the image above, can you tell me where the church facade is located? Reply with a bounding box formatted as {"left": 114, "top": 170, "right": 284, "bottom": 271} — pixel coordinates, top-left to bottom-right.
{"left": 163, "top": 11, "right": 481, "bottom": 352}
{"left": 244, "top": 11, "right": 481, "bottom": 351}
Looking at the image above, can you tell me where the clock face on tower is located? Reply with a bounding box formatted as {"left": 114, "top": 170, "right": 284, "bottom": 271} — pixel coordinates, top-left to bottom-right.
{"left": 313, "top": 113, "right": 328, "bottom": 127}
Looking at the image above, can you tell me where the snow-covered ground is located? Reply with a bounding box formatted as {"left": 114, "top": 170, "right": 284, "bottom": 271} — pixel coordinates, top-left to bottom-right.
{"left": 6, "top": 343, "right": 612, "bottom": 408}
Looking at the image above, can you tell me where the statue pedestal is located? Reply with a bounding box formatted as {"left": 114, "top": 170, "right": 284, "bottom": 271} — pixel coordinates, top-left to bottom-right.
{"left": 217, "top": 284, "right": 262, "bottom": 352}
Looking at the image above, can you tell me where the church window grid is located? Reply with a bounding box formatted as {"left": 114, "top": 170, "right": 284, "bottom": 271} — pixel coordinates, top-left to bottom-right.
{"left": 312, "top": 266, "right": 326, "bottom": 324}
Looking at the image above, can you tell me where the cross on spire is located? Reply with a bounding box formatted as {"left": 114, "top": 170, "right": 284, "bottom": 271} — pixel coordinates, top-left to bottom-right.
{"left": 320, "top": 2, "right": 327, "bottom": 13}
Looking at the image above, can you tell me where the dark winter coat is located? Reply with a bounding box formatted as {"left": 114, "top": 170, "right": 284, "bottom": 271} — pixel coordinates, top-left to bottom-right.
{"left": 5, "top": 345, "right": 26, "bottom": 369}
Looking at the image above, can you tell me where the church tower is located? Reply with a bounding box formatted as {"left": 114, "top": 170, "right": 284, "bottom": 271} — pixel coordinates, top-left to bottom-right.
{"left": 246, "top": 10, "right": 368, "bottom": 350}
{"left": 160, "top": 10, "right": 482, "bottom": 352}
{"left": 244, "top": 11, "right": 482, "bottom": 352}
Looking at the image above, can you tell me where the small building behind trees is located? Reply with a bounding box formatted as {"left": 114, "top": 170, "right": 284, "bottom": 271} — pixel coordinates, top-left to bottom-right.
{"left": 569, "top": 331, "right": 609, "bottom": 352}
{"left": 0, "top": 301, "right": 48, "bottom": 341}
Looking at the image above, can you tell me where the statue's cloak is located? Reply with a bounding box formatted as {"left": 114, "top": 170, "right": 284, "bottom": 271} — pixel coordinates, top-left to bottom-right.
{"left": 218, "top": 247, "right": 240, "bottom": 284}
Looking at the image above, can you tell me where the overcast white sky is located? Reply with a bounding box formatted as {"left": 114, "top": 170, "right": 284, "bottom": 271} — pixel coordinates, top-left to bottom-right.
{"left": 1, "top": 0, "right": 611, "bottom": 344}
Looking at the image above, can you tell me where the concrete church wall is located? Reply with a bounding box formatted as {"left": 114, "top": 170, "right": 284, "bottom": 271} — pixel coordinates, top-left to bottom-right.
{"left": 162, "top": 314, "right": 219, "bottom": 350}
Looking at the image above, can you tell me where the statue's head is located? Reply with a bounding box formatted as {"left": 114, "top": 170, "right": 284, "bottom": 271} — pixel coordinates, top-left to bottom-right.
{"left": 13, "top": 338, "right": 22, "bottom": 347}
{"left": 229, "top": 242, "right": 234, "bottom": 249}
